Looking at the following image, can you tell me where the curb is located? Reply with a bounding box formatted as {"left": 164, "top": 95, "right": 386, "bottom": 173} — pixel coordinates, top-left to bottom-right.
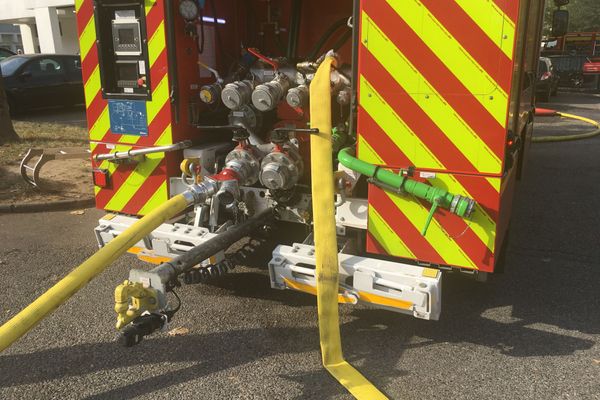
{"left": 0, "top": 198, "right": 96, "bottom": 214}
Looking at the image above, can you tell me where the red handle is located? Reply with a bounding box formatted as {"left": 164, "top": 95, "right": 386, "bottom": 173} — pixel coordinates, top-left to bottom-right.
{"left": 247, "top": 48, "right": 279, "bottom": 71}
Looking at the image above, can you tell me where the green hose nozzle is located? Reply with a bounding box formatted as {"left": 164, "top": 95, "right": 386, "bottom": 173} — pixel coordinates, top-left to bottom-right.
{"left": 338, "top": 147, "right": 476, "bottom": 236}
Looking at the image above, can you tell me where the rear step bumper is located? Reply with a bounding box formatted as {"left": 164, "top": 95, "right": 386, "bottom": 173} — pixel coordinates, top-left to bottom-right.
{"left": 269, "top": 244, "right": 442, "bottom": 320}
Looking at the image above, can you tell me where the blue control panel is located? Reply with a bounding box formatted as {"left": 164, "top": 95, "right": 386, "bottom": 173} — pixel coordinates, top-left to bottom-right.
{"left": 108, "top": 100, "right": 148, "bottom": 136}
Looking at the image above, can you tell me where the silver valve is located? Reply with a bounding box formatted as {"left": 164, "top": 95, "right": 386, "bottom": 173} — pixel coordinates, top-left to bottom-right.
{"left": 221, "top": 80, "right": 254, "bottom": 110}
{"left": 252, "top": 74, "right": 290, "bottom": 112}
{"left": 286, "top": 85, "right": 309, "bottom": 109}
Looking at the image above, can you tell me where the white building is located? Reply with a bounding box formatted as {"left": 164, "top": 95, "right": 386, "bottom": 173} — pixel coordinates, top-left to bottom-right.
{"left": 0, "top": 0, "right": 79, "bottom": 55}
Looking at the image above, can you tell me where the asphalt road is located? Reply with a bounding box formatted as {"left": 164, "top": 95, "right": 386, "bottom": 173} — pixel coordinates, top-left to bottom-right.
{"left": 0, "top": 93, "right": 599, "bottom": 399}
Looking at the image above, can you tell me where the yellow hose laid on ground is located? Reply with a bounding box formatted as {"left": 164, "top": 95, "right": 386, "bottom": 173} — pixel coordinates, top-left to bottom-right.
{"left": 533, "top": 112, "right": 600, "bottom": 142}
{"left": 310, "top": 56, "right": 387, "bottom": 399}
{"left": 0, "top": 194, "right": 190, "bottom": 352}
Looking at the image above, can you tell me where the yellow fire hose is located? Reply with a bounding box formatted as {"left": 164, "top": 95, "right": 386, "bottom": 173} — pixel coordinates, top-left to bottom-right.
{"left": 0, "top": 194, "right": 190, "bottom": 352}
{"left": 310, "top": 56, "right": 387, "bottom": 399}
{"left": 533, "top": 111, "right": 600, "bottom": 142}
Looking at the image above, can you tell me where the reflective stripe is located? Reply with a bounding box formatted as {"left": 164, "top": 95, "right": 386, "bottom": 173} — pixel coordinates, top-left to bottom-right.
{"left": 368, "top": 207, "right": 416, "bottom": 258}
{"left": 104, "top": 153, "right": 164, "bottom": 211}
{"left": 74, "top": 0, "right": 85, "bottom": 11}
{"left": 148, "top": 21, "right": 166, "bottom": 67}
{"left": 84, "top": 65, "right": 101, "bottom": 108}
{"left": 361, "top": 15, "right": 502, "bottom": 173}
{"left": 138, "top": 181, "right": 169, "bottom": 216}
{"left": 147, "top": 76, "right": 170, "bottom": 125}
{"left": 381, "top": 1, "right": 509, "bottom": 125}
{"left": 455, "top": 0, "right": 516, "bottom": 58}
{"left": 385, "top": 191, "right": 477, "bottom": 269}
{"left": 361, "top": 133, "right": 496, "bottom": 253}
{"left": 89, "top": 106, "right": 110, "bottom": 141}
{"left": 154, "top": 125, "right": 173, "bottom": 146}
{"left": 360, "top": 76, "right": 443, "bottom": 170}
{"left": 79, "top": 17, "right": 96, "bottom": 61}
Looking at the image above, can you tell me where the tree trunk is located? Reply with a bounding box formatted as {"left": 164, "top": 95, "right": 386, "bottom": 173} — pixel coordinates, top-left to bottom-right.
{"left": 0, "top": 72, "right": 19, "bottom": 145}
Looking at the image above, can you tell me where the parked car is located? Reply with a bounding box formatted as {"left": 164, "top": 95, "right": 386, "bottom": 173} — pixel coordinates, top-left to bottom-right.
{"left": 536, "top": 57, "right": 560, "bottom": 102}
{"left": 0, "top": 54, "right": 85, "bottom": 115}
{"left": 0, "top": 48, "right": 15, "bottom": 61}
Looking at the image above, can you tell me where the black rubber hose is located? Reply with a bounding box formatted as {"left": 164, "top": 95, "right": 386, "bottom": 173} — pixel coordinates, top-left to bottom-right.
{"left": 332, "top": 29, "right": 352, "bottom": 53}
{"left": 287, "top": 0, "right": 303, "bottom": 60}
{"left": 150, "top": 208, "right": 275, "bottom": 282}
{"left": 307, "top": 16, "right": 350, "bottom": 61}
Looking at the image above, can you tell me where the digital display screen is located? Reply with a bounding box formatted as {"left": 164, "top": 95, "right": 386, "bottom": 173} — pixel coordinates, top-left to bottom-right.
{"left": 118, "top": 63, "right": 138, "bottom": 81}
{"left": 118, "top": 28, "right": 136, "bottom": 45}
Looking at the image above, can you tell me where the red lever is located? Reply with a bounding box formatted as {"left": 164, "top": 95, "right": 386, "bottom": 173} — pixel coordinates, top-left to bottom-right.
{"left": 247, "top": 48, "right": 279, "bottom": 71}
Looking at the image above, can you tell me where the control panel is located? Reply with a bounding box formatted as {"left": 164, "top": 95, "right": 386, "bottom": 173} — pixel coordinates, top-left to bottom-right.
{"left": 94, "top": 0, "right": 151, "bottom": 99}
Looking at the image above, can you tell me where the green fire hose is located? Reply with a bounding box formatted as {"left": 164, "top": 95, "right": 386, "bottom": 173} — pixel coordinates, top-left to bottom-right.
{"left": 338, "top": 147, "right": 476, "bottom": 235}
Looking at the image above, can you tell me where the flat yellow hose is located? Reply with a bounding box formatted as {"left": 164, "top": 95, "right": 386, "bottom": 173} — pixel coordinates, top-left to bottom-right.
{"left": 533, "top": 112, "right": 600, "bottom": 142}
{"left": 0, "top": 194, "right": 190, "bottom": 352}
{"left": 310, "top": 56, "right": 388, "bottom": 399}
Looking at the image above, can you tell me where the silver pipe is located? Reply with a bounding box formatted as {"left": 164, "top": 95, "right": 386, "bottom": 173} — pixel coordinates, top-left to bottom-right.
{"left": 95, "top": 140, "right": 193, "bottom": 162}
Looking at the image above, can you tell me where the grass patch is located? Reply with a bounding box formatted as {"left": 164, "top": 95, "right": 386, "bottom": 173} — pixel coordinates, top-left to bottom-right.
{"left": 0, "top": 121, "right": 88, "bottom": 166}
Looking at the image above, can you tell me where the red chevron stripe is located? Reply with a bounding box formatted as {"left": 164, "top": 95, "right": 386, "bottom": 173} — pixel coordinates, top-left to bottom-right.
{"left": 370, "top": 188, "right": 446, "bottom": 264}
{"left": 492, "top": 0, "right": 519, "bottom": 24}
{"left": 419, "top": 0, "right": 513, "bottom": 90}
{"left": 363, "top": 2, "right": 507, "bottom": 161}
{"left": 92, "top": 145, "right": 137, "bottom": 209}
{"left": 86, "top": 92, "right": 106, "bottom": 132}
{"left": 420, "top": 197, "right": 495, "bottom": 272}
{"left": 366, "top": 234, "right": 390, "bottom": 257}
{"left": 359, "top": 107, "right": 499, "bottom": 215}
{"left": 121, "top": 162, "right": 168, "bottom": 215}
{"left": 76, "top": 0, "right": 94, "bottom": 36}
{"left": 81, "top": 43, "right": 98, "bottom": 83}
{"left": 145, "top": 0, "right": 164, "bottom": 37}
{"left": 361, "top": 50, "right": 504, "bottom": 180}
{"left": 150, "top": 48, "right": 168, "bottom": 84}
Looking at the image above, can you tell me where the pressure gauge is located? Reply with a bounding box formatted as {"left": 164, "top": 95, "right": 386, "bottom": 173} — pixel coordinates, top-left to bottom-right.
{"left": 179, "top": 0, "right": 199, "bottom": 21}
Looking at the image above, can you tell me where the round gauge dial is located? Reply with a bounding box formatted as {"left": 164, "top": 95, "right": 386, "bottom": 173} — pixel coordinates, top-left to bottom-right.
{"left": 179, "top": 0, "right": 199, "bottom": 21}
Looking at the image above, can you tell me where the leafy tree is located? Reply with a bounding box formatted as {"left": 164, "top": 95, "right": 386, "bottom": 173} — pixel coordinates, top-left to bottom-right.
{"left": 544, "top": 0, "right": 600, "bottom": 35}
{"left": 0, "top": 73, "right": 19, "bottom": 145}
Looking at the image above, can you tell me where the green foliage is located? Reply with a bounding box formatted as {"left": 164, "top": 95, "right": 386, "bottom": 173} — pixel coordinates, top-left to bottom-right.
{"left": 544, "top": 0, "right": 600, "bottom": 35}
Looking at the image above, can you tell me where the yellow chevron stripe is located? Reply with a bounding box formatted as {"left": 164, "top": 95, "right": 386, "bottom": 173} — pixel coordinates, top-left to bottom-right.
{"left": 385, "top": 191, "right": 478, "bottom": 269}
{"left": 368, "top": 207, "right": 415, "bottom": 259}
{"left": 138, "top": 181, "right": 168, "bottom": 215}
{"left": 74, "top": 0, "right": 85, "bottom": 12}
{"left": 92, "top": 144, "right": 133, "bottom": 195}
{"left": 104, "top": 153, "right": 164, "bottom": 211}
{"left": 148, "top": 21, "right": 166, "bottom": 67}
{"left": 79, "top": 17, "right": 96, "bottom": 61}
{"left": 359, "top": 87, "right": 496, "bottom": 251}
{"left": 360, "top": 76, "right": 443, "bottom": 170}
{"left": 428, "top": 175, "right": 497, "bottom": 252}
{"left": 147, "top": 75, "right": 169, "bottom": 123}
{"left": 455, "top": 0, "right": 516, "bottom": 59}
{"left": 381, "top": 1, "right": 509, "bottom": 126}
{"left": 357, "top": 135, "right": 384, "bottom": 165}
{"left": 89, "top": 106, "right": 110, "bottom": 141}
{"left": 145, "top": 0, "right": 158, "bottom": 15}
{"left": 84, "top": 65, "right": 101, "bottom": 108}
{"left": 154, "top": 125, "right": 173, "bottom": 146}
{"left": 361, "top": 14, "right": 502, "bottom": 174}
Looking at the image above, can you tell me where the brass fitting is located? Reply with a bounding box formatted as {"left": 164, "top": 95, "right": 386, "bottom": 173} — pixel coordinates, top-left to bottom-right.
{"left": 114, "top": 280, "right": 159, "bottom": 330}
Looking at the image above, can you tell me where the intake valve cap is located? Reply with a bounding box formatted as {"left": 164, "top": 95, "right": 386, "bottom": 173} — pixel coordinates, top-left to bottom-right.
{"left": 286, "top": 85, "right": 309, "bottom": 108}
{"left": 259, "top": 150, "right": 303, "bottom": 191}
{"left": 221, "top": 80, "right": 254, "bottom": 110}
{"left": 200, "top": 83, "right": 222, "bottom": 105}
{"left": 252, "top": 75, "right": 290, "bottom": 112}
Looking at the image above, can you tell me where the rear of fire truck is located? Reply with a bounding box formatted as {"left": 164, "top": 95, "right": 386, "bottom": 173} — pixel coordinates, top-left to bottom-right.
{"left": 0, "top": 0, "right": 547, "bottom": 397}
